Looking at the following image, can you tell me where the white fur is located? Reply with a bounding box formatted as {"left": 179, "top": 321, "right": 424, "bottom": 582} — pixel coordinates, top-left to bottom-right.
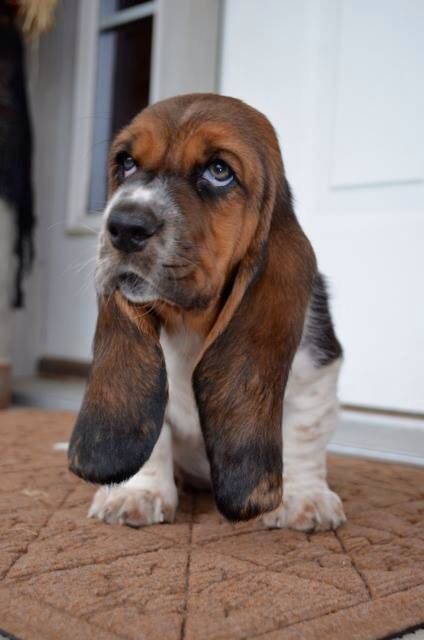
{"left": 89, "top": 423, "right": 178, "bottom": 526}
{"left": 127, "top": 185, "right": 154, "bottom": 204}
{"left": 264, "top": 352, "right": 346, "bottom": 530}
{"left": 89, "top": 320, "right": 346, "bottom": 531}
{"left": 101, "top": 183, "right": 154, "bottom": 219}
{"left": 160, "top": 324, "right": 211, "bottom": 483}
{"left": 103, "top": 180, "right": 172, "bottom": 218}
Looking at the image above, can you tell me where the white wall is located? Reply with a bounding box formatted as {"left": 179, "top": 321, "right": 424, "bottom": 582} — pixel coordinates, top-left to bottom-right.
{"left": 220, "top": 0, "right": 424, "bottom": 413}
{"left": 13, "top": 0, "right": 98, "bottom": 375}
{"left": 31, "top": 0, "right": 98, "bottom": 363}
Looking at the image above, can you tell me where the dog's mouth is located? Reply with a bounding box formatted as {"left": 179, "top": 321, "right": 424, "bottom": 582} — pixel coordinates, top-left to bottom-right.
{"left": 108, "top": 264, "right": 208, "bottom": 311}
{"left": 117, "top": 271, "right": 151, "bottom": 302}
{"left": 118, "top": 272, "right": 142, "bottom": 289}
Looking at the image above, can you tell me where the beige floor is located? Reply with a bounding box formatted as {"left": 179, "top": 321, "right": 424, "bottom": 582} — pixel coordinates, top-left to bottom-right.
{"left": 3, "top": 632, "right": 421, "bottom": 639}
{"left": 2, "top": 408, "right": 424, "bottom": 640}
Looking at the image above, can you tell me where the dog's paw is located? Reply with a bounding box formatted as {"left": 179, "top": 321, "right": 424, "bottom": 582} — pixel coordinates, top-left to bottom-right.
{"left": 88, "top": 485, "right": 178, "bottom": 527}
{"left": 263, "top": 488, "right": 346, "bottom": 532}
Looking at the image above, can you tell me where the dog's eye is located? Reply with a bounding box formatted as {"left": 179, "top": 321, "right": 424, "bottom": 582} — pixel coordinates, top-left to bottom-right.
{"left": 121, "top": 154, "right": 137, "bottom": 179}
{"left": 202, "top": 160, "right": 234, "bottom": 187}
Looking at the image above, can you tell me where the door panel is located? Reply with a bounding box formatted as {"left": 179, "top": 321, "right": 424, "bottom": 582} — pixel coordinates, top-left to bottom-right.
{"left": 331, "top": 0, "right": 424, "bottom": 188}
{"left": 221, "top": 0, "right": 424, "bottom": 412}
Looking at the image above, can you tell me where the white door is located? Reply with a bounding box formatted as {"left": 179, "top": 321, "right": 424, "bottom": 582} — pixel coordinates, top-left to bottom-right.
{"left": 221, "top": 0, "right": 424, "bottom": 414}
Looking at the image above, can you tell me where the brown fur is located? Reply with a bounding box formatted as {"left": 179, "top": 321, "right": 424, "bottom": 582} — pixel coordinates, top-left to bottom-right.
{"left": 193, "top": 210, "right": 316, "bottom": 519}
{"left": 68, "top": 292, "right": 167, "bottom": 485}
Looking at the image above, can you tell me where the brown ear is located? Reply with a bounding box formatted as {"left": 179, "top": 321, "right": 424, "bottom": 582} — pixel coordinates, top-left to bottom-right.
{"left": 68, "top": 292, "right": 167, "bottom": 484}
{"left": 193, "top": 193, "right": 316, "bottom": 521}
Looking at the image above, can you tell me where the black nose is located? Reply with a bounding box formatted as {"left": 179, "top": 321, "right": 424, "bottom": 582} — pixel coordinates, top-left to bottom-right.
{"left": 107, "top": 208, "right": 163, "bottom": 253}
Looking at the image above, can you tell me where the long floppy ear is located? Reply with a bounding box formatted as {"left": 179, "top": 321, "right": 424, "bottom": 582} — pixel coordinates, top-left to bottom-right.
{"left": 193, "top": 189, "right": 316, "bottom": 522}
{"left": 68, "top": 292, "right": 167, "bottom": 484}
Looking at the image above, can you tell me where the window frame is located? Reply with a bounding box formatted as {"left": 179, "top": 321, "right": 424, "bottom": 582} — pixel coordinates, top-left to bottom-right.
{"left": 65, "top": 0, "right": 220, "bottom": 236}
{"left": 66, "top": 0, "right": 158, "bottom": 235}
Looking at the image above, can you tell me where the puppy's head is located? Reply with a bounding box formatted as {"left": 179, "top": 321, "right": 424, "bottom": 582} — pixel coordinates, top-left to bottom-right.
{"left": 96, "top": 94, "right": 283, "bottom": 311}
{"left": 69, "top": 94, "right": 316, "bottom": 520}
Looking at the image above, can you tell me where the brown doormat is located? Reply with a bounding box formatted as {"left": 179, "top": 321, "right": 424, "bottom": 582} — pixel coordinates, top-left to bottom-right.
{"left": 0, "top": 408, "right": 424, "bottom": 640}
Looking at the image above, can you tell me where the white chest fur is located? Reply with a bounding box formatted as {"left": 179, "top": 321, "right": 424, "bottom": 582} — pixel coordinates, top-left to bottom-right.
{"left": 160, "top": 325, "right": 211, "bottom": 482}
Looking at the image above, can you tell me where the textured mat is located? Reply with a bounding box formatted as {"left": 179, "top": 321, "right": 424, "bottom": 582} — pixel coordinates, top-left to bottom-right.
{"left": 0, "top": 408, "right": 424, "bottom": 640}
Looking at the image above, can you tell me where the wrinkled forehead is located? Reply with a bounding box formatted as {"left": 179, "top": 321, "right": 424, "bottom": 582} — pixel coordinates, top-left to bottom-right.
{"left": 111, "top": 96, "right": 278, "bottom": 187}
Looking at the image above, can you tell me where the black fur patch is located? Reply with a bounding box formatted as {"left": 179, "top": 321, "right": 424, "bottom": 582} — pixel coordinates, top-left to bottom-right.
{"left": 68, "top": 360, "right": 167, "bottom": 484}
{"left": 302, "top": 273, "right": 343, "bottom": 367}
{"left": 205, "top": 438, "right": 283, "bottom": 522}
{"left": 0, "top": 11, "right": 35, "bottom": 307}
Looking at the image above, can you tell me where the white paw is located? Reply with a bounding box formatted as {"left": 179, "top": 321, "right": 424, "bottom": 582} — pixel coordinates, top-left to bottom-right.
{"left": 263, "top": 488, "right": 346, "bottom": 532}
{"left": 88, "top": 485, "right": 178, "bottom": 527}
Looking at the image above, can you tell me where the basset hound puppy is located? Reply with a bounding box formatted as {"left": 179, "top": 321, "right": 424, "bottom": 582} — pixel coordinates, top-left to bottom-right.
{"left": 68, "top": 94, "right": 346, "bottom": 532}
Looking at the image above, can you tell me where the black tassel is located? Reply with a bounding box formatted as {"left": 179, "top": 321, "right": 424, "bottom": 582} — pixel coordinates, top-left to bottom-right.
{"left": 0, "top": 6, "right": 36, "bottom": 309}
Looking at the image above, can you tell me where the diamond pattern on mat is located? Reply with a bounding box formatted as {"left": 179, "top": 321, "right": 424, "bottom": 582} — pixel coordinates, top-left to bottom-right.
{"left": 0, "top": 409, "right": 423, "bottom": 640}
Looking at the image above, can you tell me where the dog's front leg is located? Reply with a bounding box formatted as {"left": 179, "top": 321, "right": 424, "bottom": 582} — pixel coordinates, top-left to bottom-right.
{"left": 263, "top": 359, "right": 346, "bottom": 532}
{"left": 88, "top": 422, "right": 178, "bottom": 527}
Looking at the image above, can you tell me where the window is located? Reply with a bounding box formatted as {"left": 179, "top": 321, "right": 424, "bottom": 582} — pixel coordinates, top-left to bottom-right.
{"left": 88, "top": 0, "right": 155, "bottom": 212}
{"left": 65, "top": 0, "right": 219, "bottom": 235}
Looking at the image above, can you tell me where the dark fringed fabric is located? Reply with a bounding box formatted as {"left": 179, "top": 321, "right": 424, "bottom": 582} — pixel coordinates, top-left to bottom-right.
{"left": 0, "top": 4, "right": 35, "bottom": 308}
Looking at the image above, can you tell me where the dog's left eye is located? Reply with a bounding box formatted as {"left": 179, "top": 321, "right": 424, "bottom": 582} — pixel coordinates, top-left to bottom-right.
{"left": 202, "top": 160, "right": 234, "bottom": 187}
{"left": 121, "top": 154, "right": 137, "bottom": 179}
